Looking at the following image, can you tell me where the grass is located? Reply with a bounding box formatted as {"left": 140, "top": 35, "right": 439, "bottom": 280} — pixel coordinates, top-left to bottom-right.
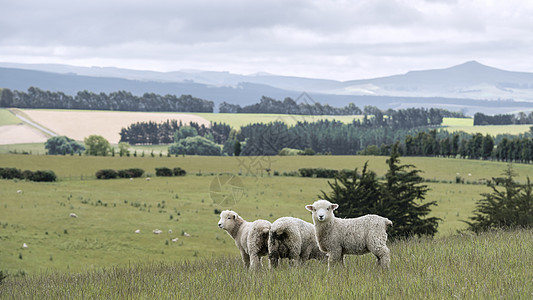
{"left": 1, "top": 229, "right": 532, "bottom": 299}
{"left": 194, "top": 112, "right": 363, "bottom": 128}
{"left": 0, "top": 109, "right": 22, "bottom": 126}
{"left": 441, "top": 117, "right": 532, "bottom": 135}
{"left": 2, "top": 154, "right": 530, "bottom": 276}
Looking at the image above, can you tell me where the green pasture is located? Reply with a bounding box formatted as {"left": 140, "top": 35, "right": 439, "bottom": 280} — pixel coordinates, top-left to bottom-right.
{"left": 0, "top": 109, "right": 22, "bottom": 126}
{"left": 194, "top": 112, "right": 362, "bottom": 128}
{"left": 2, "top": 229, "right": 532, "bottom": 299}
{"left": 2, "top": 154, "right": 531, "bottom": 276}
{"left": 441, "top": 117, "right": 532, "bottom": 135}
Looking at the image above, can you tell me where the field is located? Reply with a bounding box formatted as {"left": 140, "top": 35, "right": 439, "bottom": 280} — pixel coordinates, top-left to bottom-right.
{"left": 1, "top": 154, "right": 532, "bottom": 276}
{"left": 0, "top": 109, "right": 22, "bottom": 126}
{"left": 195, "top": 112, "right": 363, "bottom": 128}
{"left": 1, "top": 229, "right": 532, "bottom": 299}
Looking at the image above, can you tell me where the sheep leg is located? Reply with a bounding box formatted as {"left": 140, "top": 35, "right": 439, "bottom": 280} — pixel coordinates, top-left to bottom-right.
{"left": 372, "top": 246, "right": 391, "bottom": 269}
{"left": 240, "top": 251, "right": 250, "bottom": 269}
{"left": 327, "top": 248, "right": 343, "bottom": 270}
{"left": 249, "top": 253, "right": 261, "bottom": 270}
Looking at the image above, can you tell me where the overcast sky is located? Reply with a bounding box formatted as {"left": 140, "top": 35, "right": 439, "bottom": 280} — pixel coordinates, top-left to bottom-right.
{"left": 1, "top": 0, "right": 532, "bottom": 81}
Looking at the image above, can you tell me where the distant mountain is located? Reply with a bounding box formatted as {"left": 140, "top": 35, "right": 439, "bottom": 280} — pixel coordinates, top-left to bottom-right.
{"left": 2, "top": 61, "right": 533, "bottom": 115}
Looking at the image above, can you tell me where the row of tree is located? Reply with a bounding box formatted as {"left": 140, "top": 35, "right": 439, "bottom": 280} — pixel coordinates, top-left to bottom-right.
{"left": 360, "top": 130, "right": 533, "bottom": 163}
{"left": 220, "top": 95, "right": 466, "bottom": 119}
{"left": 474, "top": 112, "right": 533, "bottom": 125}
{"left": 0, "top": 87, "right": 214, "bottom": 112}
{"left": 119, "top": 120, "right": 231, "bottom": 145}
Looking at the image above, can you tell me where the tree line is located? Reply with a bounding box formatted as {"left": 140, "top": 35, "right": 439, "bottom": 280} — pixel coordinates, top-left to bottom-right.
{"left": 474, "top": 112, "right": 533, "bottom": 125}
{"left": 220, "top": 95, "right": 466, "bottom": 118}
{"left": 360, "top": 129, "right": 533, "bottom": 163}
{"left": 119, "top": 120, "right": 231, "bottom": 145}
{"left": 0, "top": 87, "right": 214, "bottom": 112}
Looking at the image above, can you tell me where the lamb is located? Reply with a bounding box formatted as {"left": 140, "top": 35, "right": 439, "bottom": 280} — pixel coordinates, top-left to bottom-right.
{"left": 218, "top": 210, "right": 271, "bottom": 269}
{"left": 268, "top": 216, "right": 326, "bottom": 268}
{"left": 305, "top": 199, "right": 392, "bottom": 269}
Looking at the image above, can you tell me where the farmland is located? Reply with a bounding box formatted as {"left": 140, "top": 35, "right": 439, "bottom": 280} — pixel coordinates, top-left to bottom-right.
{"left": 1, "top": 153, "right": 531, "bottom": 275}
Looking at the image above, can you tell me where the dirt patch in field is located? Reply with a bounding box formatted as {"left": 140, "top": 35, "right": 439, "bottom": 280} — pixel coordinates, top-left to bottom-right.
{"left": 19, "top": 110, "right": 211, "bottom": 144}
{"left": 0, "top": 124, "right": 49, "bottom": 145}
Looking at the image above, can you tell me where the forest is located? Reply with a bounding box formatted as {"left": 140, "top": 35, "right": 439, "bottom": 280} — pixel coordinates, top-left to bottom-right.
{"left": 0, "top": 87, "right": 214, "bottom": 112}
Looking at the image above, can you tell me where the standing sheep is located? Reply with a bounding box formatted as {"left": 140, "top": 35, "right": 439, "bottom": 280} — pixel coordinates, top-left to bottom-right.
{"left": 268, "top": 217, "right": 326, "bottom": 268}
{"left": 218, "top": 210, "right": 271, "bottom": 269}
{"left": 305, "top": 199, "right": 392, "bottom": 269}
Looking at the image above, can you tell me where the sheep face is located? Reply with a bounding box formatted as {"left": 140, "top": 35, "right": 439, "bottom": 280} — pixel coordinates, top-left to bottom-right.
{"left": 218, "top": 210, "right": 239, "bottom": 231}
{"left": 305, "top": 200, "right": 338, "bottom": 222}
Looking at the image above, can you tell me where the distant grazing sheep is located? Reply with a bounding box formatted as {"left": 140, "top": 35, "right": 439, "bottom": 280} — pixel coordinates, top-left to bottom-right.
{"left": 22, "top": 243, "right": 28, "bottom": 249}
{"left": 17, "top": 190, "right": 23, "bottom": 194}
{"left": 145, "top": 177, "right": 151, "bottom": 181}
{"left": 218, "top": 210, "right": 271, "bottom": 269}
{"left": 268, "top": 216, "right": 326, "bottom": 268}
{"left": 69, "top": 213, "right": 78, "bottom": 218}
{"left": 305, "top": 199, "right": 392, "bottom": 270}
{"left": 135, "top": 229, "right": 141, "bottom": 234}
{"left": 171, "top": 238, "right": 179, "bottom": 242}
{"left": 153, "top": 229, "right": 162, "bottom": 234}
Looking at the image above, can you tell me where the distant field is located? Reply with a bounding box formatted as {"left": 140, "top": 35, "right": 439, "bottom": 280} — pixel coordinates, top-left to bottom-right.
{"left": 0, "top": 109, "right": 22, "bottom": 126}
{"left": 441, "top": 117, "right": 531, "bottom": 135}
{"left": 194, "top": 112, "right": 362, "bottom": 128}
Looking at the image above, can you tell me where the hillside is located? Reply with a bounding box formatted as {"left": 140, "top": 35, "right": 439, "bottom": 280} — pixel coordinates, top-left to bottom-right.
{"left": 3, "top": 61, "right": 533, "bottom": 114}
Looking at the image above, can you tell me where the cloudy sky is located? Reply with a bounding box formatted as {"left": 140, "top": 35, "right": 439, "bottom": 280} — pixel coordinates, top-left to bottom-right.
{"left": 1, "top": 0, "right": 532, "bottom": 81}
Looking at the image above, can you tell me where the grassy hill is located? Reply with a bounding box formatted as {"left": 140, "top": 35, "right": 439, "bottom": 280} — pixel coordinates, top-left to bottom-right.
{"left": 1, "top": 229, "right": 531, "bottom": 299}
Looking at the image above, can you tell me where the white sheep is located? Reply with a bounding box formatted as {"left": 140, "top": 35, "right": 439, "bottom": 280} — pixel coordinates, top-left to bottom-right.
{"left": 305, "top": 199, "right": 392, "bottom": 269}
{"left": 135, "top": 229, "right": 141, "bottom": 234}
{"left": 218, "top": 210, "right": 271, "bottom": 269}
{"left": 268, "top": 216, "right": 326, "bottom": 268}
{"left": 69, "top": 213, "right": 78, "bottom": 218}
{"left": 153, "top": 229, "right": 162, "bottom": 234}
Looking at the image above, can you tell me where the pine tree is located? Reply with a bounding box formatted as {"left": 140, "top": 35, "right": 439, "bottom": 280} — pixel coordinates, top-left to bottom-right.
{"left": 320, "top": 143, "right": 440, "bottom": 240}
{"left": 320, "top": 162, "right": 381, "bottom": 218}
{"left": 466, "top": 165, "right": 533, "bottom": 232}
{"left": 381, "top": 143, "right": 440, "bottom": 239}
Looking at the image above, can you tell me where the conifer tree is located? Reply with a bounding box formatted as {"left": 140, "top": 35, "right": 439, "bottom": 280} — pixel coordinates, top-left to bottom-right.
{"left": 466, "top": 165, "right": 533, "bottom": 232}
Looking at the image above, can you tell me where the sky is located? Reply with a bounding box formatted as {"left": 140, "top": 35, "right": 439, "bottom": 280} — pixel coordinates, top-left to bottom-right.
{"left": 1, "top": 0, "right": 532, "bottom": 81}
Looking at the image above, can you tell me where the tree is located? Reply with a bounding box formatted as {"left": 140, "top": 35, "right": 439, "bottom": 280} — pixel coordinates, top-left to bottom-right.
{"left": 174, "top": 126, "right": 198, "bottom": 142}
{"left": 381, "top": 143, "right": 440, "bottom": 239}
{"left": 84, "top": 135, "right": 111, "bottom": 156}
{"left": 466, "top": 165, "right": 533, "bottom": 232}
{"left": 320, "top": 162, "right": 382, "bottom": 218}
{"left": 45, "top": 136, "right": 85, "bottom": 155}
{"left": 320, "top": 143, "right": 440, "bottom": 240}
{"left": 168, "top": 136, "right": 221, "bottom": 156}
{"left": 118, "top": 142, "right": 130, "bottom": 157}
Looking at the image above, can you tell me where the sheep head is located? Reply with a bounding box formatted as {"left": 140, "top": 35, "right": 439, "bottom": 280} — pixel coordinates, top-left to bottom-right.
{"left": 305, "top": 199, "right": 338, "bottom": 222}
{"left": 218, "top": 210, "right": 241, "bottom": 231}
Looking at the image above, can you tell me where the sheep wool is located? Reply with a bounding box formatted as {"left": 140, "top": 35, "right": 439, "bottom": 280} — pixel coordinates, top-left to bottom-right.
{"left": 305, "top": 199, "right": 392, "bottom": 270}
{"left": 268, "top": 217, "right": 326, "bottom": 268}
{"left": 218, "top": 210, "right": 271, "bottom": 269}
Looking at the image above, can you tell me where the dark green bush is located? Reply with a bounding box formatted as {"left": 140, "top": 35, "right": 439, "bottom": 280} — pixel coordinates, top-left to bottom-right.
{"left": 22, "top": 170, "right": 34, "bottom": 181}
{"left": 96, "top": 169, "right": 119, "bottom": 179}
{"left": 0, "top": 167, "right": 23, "bottom": 179}
{"left": 155, "top": 167, "right": 173, "bottom": 177}
{"left": 32, "top": 170, "right": 57, "bottom": 182}
{"left": 173, "top": 167, "right": 187, "bottom": 176}
{"left": 118, "top": 168, "right": 145, "bottom": 178}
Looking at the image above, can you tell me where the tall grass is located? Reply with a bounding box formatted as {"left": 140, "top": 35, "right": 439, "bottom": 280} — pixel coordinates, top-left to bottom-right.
{"left": 2, "top": 229, "right": 531, "bottom": 299}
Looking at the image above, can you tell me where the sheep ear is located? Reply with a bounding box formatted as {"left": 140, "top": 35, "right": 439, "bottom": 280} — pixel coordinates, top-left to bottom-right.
{"left": 233, "top": 214, "right": 236, "bottom": 220}
{"left": 305, "top": 205, "right": 314, "bottom": 212}
{"left": 331, "top": 204, "right": 339, "bottom": 211}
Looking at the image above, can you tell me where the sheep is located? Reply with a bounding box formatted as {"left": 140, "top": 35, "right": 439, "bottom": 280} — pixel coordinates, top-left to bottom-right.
{"left": 305, "top": 199, "right": 392, "bottom": 270}
{"left": 135, "top": 229, "right": 141, "bottom": 234}
{"left": 153, "top": 229, "right": 162, "bottom": 234}
{"left": 69, "top": 213, "right": 78, "bottom": 218}
{"left": 218, "top": 210, "right": 271, "bottom": 270}
{"left": 268, "top": 216, "right": 326, "bottom": 268}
